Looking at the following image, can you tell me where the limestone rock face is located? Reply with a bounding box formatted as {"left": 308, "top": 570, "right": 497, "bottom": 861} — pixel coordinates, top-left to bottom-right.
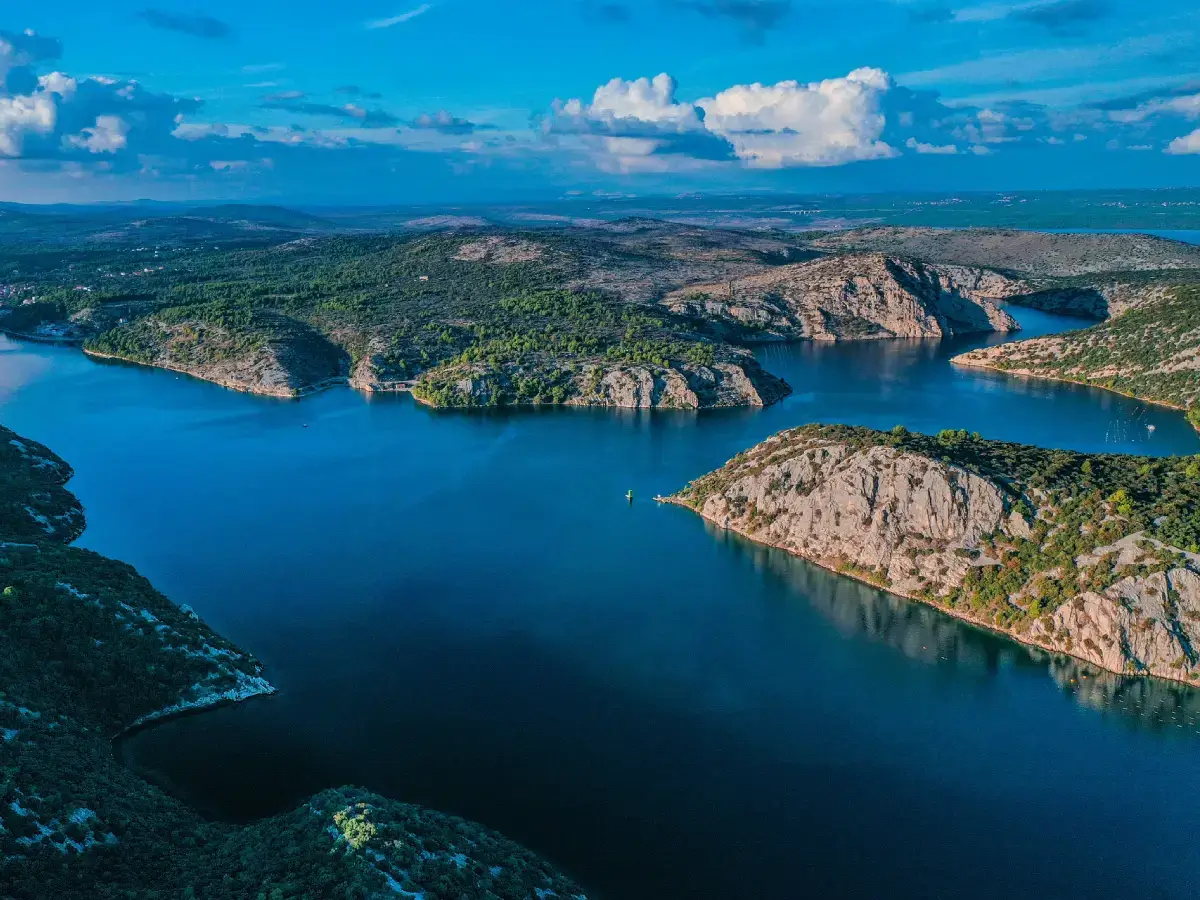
{"left": 665, "top": 254, "right": 1021, "bottom": 341}
{"left": 1028, "top": 570, "right": 1200, "bottom": 681}
{"left": 411, "top": 353, "right": 790, "bottom": 409}
{"left": 676, "top": 427, "right": 1200, "bottom": 684}
{"left": 572, "top": 357, "right": 790, "bottom": 409}
{"left": 689, "top": 440, "right": 1007, "bottom": 594}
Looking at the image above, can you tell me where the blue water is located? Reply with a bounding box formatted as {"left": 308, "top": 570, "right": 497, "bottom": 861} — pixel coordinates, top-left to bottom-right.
{"left": 2, "top": 308, "right": 1200, "bottom": 900}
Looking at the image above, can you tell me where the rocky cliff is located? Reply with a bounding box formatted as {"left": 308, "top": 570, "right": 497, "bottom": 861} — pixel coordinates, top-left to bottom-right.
{"left": 409, "top": 351, "right": 790, "bottom": 409}
{"left": 664, "top": 254, "right": 1021, "bottom": 341}
{"left": 673, "top": 425, "right": 1200, "bottom": 685}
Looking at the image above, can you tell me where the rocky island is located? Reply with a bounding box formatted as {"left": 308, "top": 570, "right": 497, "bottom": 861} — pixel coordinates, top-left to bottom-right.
{"left": 0, "top": 425, "right": 586, "bottom": 899}
{"left": 671, "top": 424, "right": 1200, "bottom": 684}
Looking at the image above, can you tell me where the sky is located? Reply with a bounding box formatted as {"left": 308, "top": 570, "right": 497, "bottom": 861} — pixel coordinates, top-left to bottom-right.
{"left": 1, "top": 0, "right": 1199, "bottom": 203}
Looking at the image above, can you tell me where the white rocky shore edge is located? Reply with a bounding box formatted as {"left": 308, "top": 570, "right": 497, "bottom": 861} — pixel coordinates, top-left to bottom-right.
{"left": 130, "top": 671, "right": 277, "bottom": 729}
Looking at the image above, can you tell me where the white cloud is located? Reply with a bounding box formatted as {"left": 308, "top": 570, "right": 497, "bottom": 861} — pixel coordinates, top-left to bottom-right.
{"left": 551, "top": 67, "right": 903, "bottom": 170}
{"left": 1109, "top": 91, "right": 1200, "bottom": 124}
{"left": 1166, "top": 128, "right": 1200, "bottom": 154}
{"left": 0, "top": 91, "right": 56, "bottom": 156}
{"left": 697, "top": 68, "right": 898, "bottom": 167}
{"left": 584, "top": 74, "right": 705, "bottom": 129}
{"left": 366, "top": 4, "right": 433, "bottom": 29}
{"left": 64, "top": 115, "right": 129, "bottom": 153}
{"left": 906, "top": 137, "right": 958, "bottom": 154}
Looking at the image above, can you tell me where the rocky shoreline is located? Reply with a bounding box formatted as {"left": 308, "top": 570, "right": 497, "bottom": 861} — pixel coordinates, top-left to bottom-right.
{"left": 951, "top": 353, "right": 1193, "bottom": 416}
{"left": 0, "top": 425, "right": 587, "bottom": 899}
{"left": 671, "top": 425, "right": 1200, "bottom": 686}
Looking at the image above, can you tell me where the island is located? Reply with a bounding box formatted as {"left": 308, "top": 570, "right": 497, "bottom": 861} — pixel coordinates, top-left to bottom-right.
{"left": 0, "top": 426, "right": 587, "bottom": 899}
{"left": 670, "top": 424, "right": 1200, "bottom": 684}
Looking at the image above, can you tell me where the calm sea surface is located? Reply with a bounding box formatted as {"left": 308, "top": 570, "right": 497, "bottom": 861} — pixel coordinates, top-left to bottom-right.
{"left": 2, "top": 306, "right": 1200, "bottom": 900}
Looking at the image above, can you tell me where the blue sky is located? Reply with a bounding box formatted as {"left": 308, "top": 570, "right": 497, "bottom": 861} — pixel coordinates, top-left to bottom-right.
{"left": 1, "top": 0, "right": 1198, "bottom": 203}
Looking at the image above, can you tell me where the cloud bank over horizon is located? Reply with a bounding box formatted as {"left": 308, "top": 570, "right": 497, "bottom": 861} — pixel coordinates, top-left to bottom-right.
{"left": 0, "top": 2, "right": 1197, "bottom": 203}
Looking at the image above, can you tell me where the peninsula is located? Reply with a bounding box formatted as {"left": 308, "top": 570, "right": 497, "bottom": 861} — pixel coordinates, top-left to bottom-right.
{"left": 671, "top": 424, "right": 1200, "bottom": 684}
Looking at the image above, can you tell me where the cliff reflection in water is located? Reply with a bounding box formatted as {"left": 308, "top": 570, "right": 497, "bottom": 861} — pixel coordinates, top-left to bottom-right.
{"left": 703, "top": 518, "right": 1200, "bottom": 737}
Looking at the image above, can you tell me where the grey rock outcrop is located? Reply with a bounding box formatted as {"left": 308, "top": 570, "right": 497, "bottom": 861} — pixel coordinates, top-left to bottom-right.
{"left": 674, "top": 426, "right": 1200, "bottom": 685}
{"left": 665, "top": 254, "right": 1021, "bottom": 341}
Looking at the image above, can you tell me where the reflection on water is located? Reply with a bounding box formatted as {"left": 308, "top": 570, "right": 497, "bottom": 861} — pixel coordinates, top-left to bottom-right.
{"left": 5, "top": 314, "right": 1200, "bottom": 900}
{"left": 710, "top": 521, "right": 1200, "bottom": 738}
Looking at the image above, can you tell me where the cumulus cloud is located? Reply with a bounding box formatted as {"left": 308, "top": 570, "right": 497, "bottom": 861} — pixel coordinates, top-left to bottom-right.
{"left": 1, "top": 28, "right": 62, "bottom": 93}
{"left": 550, "top": 68, "right": 911, "bottom": 170}
{"left": 547, "top": 73, "right": 735, "bottom": 169}
{"left": 906, "top": 137, "right": 958, "bottom": 154}
{"left": 0, "top": 29, "right": 200, "bottom": 166}
{"left": 64, "top": 115, "right": 129, "bottom": 153}
{"left": 698, "top": 68, "right": 898, "bottom": 167}
{"left": 136, "top": 9, "right": 232, "bottom": 40}
{"left": 1166, "top": 129, "right": 1200, "bottom": 155}
{"left": 543, "top": 64, "right": 1165, "bottom": 172}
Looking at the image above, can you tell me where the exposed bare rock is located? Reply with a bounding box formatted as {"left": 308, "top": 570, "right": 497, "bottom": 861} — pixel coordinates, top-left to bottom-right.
{"left": 673, "top": 425, "right": 1200, "bottom": 685}
{"left": 665, "top": 254, "right": 1020, "bottom": 341}
{"left": 453, "top": 235, "right": 547, "bottom": 263}
{"left": 571, "top": 356, "right": 790, "bottom": 409}
{"left": 411, "top": 352, "right": 790, "bottom": 409}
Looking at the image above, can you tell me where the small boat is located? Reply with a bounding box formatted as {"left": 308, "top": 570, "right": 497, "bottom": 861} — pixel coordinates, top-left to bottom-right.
{"left": 1147, "top": 424, "right": 1157, "bottom": 433}
{"left": 626, "top": 490, "right": 634, "bottom": 503}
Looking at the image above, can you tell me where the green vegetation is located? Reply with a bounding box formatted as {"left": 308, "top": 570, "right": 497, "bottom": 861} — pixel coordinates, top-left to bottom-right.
{"left": 7, "top": 232, "right": 758, "bottom": 406}
{"left": 408, "top": 288, "right": 724, "bottom": 406}
{"left": 0, "top": 425, "right": 586, "bottom": 898}
{"left": 960, "top": 285, "right": 1200, "bottom": 424}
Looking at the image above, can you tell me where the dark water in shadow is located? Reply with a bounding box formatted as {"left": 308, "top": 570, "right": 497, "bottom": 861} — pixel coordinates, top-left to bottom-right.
{"left": 3, "top": 308, "right": 1200, "bottom": 900}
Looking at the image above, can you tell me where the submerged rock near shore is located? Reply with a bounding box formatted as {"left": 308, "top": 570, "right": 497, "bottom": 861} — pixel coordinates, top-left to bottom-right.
{"left": 0, "top": 424, "right": 586, "bottom": 899}
{"left": 673, "top": 425, "right": 1200, "bottom": 684}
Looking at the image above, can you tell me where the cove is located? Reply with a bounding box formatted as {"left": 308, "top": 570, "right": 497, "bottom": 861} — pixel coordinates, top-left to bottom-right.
{"left": 2, "top": 305, "right": 1200, "bottom": 900}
